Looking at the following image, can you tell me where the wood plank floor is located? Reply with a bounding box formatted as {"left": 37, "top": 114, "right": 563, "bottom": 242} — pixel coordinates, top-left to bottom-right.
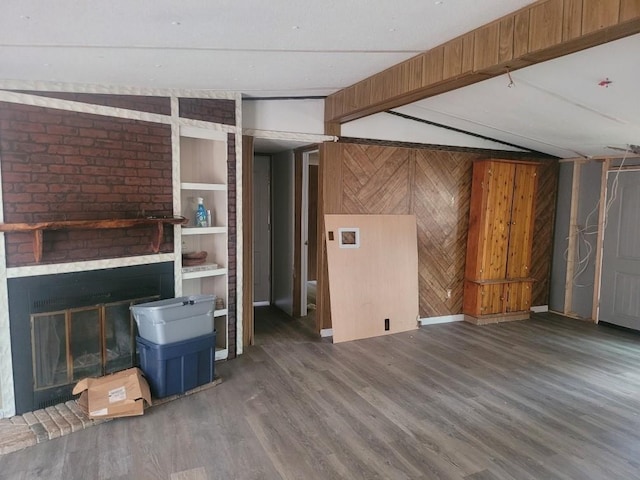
{"left": 2, "top": 308, "right": 640, "bottom": 479}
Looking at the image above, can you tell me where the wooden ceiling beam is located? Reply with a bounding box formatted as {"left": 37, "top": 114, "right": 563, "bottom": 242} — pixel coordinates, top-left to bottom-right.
{"left": 325, "top": 0, "right": 640, "bottom": 126}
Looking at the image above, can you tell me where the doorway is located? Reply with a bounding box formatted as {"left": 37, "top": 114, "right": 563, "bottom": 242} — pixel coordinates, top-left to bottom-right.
{"left": 253, "top": 155, "right": 271, "bottom": 306}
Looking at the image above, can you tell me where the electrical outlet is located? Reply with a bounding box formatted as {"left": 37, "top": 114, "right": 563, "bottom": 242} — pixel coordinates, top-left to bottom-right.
{"left": 446, "top": 288, "right": 452, "bottom": 299}
{"left": 384, "top": 318, "right": 390, "bottom": 331}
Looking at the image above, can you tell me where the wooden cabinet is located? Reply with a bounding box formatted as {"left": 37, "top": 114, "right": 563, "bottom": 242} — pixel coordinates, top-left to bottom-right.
{"left": 177, "top": 125, "right": 229, "bottom": 360}
{"left": 463, "top": 159, "right": 538, "bottom": 324}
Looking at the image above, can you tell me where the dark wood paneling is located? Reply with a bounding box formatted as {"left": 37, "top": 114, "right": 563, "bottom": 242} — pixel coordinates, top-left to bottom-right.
{"left": 242, "top": 136, "right": 254, "bottom": 347}
{"left": 308, "top": 165, "right": 318, "bottom": 281}
{"left": 318, "top": 142, "right": 558, "bottom": 324}
{"left": 341, "top": 145, "right": 412, "bottom": 214}
{"left": 293, "top": 151, "right": 303, "bottom": 317}
{"left": 531, "top": 160, "right": 560, "bottom": 306}
{"left": 412, "top": 150, "right": 474, "bottom": 317}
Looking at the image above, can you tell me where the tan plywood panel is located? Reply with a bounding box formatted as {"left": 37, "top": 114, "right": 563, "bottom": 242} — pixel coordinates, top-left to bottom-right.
{"left": 325, "top": 214, "right": 419, "bottom": 343}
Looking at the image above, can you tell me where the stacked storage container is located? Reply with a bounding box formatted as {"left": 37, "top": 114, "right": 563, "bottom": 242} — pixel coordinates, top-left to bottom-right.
{"left": 131, "top": 295, "right": 216, "bottom": 398}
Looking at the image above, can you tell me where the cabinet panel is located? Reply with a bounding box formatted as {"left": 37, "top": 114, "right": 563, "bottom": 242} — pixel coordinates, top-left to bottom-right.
{"left": 506, "top": 281, "right": 532, "bottom": 313}
{"left": 480, "top": 284, "right": 505, "bottom": 315}
{"left": 480, "top": 161, "right": 515, "bottom": 280}
{"left": 506, "top": 164, "right": 538, "bottom": 279}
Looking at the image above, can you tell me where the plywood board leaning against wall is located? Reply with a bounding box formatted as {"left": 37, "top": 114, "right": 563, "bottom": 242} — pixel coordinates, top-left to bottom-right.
{"left": 325, "top": 214, "right": 419, "bottom": 343}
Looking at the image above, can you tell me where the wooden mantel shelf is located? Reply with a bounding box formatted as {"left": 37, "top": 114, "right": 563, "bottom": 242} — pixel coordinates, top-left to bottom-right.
{"left": 0, "top": 216, "right": 187, "bottom": 263}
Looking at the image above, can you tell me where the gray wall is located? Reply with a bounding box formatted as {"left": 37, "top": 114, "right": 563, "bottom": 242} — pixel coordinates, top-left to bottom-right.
{"left": 571, "top": 162, "right": 602, "bottom": 318}
{"left": 549, "top": 162, "right": 572, "bottom": 312}
{"left": 271, "top": 150, "right": 295, "bottom": 315}
{"left": 550, "top": 161, "right": 604, "bottom": 318}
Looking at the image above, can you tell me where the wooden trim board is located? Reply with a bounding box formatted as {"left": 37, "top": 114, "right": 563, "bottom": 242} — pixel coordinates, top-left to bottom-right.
{"left": 242, "top": 135, "right": 254, "bottom": 347}
{"left": 324, "top": 214, "right": 419, "bottom": 343}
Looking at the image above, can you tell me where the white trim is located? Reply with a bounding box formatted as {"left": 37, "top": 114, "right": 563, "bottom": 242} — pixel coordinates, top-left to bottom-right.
{"left": 180, "top": 124, "right": 229, "bottom": 141}
{"left": 6, "top": 254, "right": 175, "bottom": 279}
{"left": 320, "top": 328, "right": 334, "bottom": 338}
{"left": 0, "top": 80, "right": 237, "bottom": 99}
{"left": 179, "top": 119, "right": 237, "bottom": 136}
{"left": 235, "top": 93, "right": 244, "bottom": 356}
{"left": 253, "top": 301, "right": 270, "bottom": 307}
{"left": 530, "top": 305, "right": 549, "bottom": 313}
{"left": 243, "top": 129, "right": 336, "bottom": 144}
{"left": 0, "top": 90, "right": 170, "bottom": 124}
{"left": 419, "top": 314, "right": 465, "bottom": 326}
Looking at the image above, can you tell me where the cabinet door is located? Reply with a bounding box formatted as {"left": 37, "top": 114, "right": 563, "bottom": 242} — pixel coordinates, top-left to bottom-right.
{"left": 480, "top": 284, "right": 504, "bottom": 315}
{"left": 505, "top": 281, "right": 532, "bottom": 313}
{"left": 506, "top": 164, "right": 537, "bottom": 279}
{"left": 464, "top": 281, "right": 504, "bottom": 316}
{"left": 478, "top": 162, "right": 516, "bottom": 280}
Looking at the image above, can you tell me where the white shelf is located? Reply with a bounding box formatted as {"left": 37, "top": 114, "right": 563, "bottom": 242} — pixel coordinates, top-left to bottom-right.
{"left": 182, "top": 226, "right": 227, "bottom": 235}
{"left": 179, "top": 128, "right": 229, "bottom": 362}
{"left": 182, "top": 267, "right": 227, "bottom": 280}
{"left": 181, "top": 182, "right": 227, "bottom": 191}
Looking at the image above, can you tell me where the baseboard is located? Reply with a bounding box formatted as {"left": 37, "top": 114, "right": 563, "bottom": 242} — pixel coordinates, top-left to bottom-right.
{"left": 419, "top": 314, "right": 465, "bottom": 326}
{"left": 320, "top": 328, "right": 333, "bottom": 337}
{"left": 253, "top": 301, "right": 270, "bottom": 307}
{"left": 530, "top": 305, "right": 549, "bottom": 313}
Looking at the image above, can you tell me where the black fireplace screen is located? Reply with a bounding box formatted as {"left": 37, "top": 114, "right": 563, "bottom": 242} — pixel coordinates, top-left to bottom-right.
{"left": 31, "top": 298, "right": 156, "bottom": 391}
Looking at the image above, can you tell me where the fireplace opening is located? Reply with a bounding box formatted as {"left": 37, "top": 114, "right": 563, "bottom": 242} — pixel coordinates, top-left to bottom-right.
{"left": 9, "top": 263, "right": 174, "bottom": 414}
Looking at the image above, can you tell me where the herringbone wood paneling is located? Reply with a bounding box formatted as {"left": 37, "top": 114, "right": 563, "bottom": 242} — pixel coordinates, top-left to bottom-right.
{"left": 531, "top": 160, "right": 559, "bottom": 306}
{"left": 412, "top": 151, "right": 475, "bottom": 317}
{"left": 328, "top": 142, "right": 557, "bottom": 322}
{"left": 342, "top": 145, "right": 412, "bottom": 214}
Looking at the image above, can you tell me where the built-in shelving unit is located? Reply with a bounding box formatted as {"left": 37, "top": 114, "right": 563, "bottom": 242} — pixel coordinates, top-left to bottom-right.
{"left": 177, "top": 125, "right": 229, "bottom": 361}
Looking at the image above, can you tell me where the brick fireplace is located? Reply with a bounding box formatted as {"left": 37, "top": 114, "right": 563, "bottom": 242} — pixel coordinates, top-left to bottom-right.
{"left": 0, "top": 91, "right": 239, "bottom": 417}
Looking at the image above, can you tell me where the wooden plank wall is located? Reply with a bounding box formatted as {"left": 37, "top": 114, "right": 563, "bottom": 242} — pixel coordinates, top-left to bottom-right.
{"left": 325, "top": 0, "right": 640, "bottom": 123}
{"left": 532, "top": 160, "right": 560, "bottom": 306}
{"left": 317, "top": 142, "right": 559, "bottom": 327}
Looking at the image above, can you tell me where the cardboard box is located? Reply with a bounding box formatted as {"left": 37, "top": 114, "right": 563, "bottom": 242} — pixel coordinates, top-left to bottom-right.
{"left": 72, "top": 367, "right": 152, "bottom": 419}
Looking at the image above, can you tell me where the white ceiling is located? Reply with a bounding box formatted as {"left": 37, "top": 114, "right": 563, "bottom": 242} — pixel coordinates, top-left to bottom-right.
{"left": 1, "top": 0, "right": 638, "bottom": 158}
{"left": 0, "top": 0, "right": 532, "bottom": 95}
{"left": 391, "top": 33, "right": 640, "bottom": 158}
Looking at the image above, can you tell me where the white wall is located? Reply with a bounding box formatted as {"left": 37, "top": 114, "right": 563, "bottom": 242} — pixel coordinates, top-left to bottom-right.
{"left": 242, "top": 99, "right": 325, "bottom": 135}
{"left": 271, "top": 150, "right": 295, "bottom": 315}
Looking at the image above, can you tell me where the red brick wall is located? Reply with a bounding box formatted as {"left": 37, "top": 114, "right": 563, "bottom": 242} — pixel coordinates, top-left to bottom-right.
{"left": 179, "top": 98, "right": 235, "bottom": 125}
{"left": 226, "top": 133, "right": 237, "bottom": 358}
{"left": 0, "top": 101, "right": 173, "bottom": 266}
{"left": 16, "top": 92, "right": 171, "bottom": 115}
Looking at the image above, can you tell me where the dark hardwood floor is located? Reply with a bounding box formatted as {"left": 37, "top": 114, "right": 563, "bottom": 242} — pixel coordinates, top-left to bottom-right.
{"left": 2, "top": 308, "right": 640, "bottom": 479}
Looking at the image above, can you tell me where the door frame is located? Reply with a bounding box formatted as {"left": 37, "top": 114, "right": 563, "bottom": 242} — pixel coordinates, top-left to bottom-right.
{"left": 300, "top": 149, "right": 319, "bottom": 317}
{"left": 241, "top": 131, "right": 333, "bottom": 348}
{"left": 293, "top": 144, "right": 319, "bottom": 317}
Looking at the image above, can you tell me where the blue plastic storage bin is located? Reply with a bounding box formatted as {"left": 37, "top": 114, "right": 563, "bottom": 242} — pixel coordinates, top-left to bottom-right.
{"left": 136, "top": 332, "right": 216, "bottom": 398}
